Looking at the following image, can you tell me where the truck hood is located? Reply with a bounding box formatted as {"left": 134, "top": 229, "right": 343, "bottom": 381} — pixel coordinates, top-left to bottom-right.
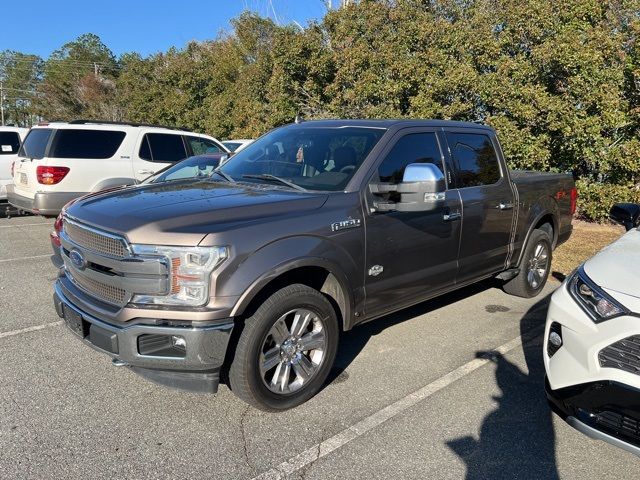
{"left": 66, "top": 180, "right": 328, "bottom": 245}
{"left": 583, "top": 228, "right": 640, "bottom": 303}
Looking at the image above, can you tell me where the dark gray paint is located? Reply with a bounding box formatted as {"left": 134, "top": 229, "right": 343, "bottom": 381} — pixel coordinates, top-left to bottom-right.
{"left": 61, "top": 120, "right": 574, "bottom": 336}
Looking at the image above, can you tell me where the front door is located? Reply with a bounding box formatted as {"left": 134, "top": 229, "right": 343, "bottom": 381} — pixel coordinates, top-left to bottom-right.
{"left": 444, "top": 130, "right": 516, "bottom": 283}
{"left": 364, "top": 130, "right": 462, "bottom": 318}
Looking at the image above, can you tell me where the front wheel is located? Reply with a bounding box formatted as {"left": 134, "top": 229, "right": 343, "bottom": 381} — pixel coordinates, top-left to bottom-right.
{"left": 503, "top": 228, "right": 552, "bottom": 298}
{"left": 228, "top": 284, "right": 339, "bottom": 411}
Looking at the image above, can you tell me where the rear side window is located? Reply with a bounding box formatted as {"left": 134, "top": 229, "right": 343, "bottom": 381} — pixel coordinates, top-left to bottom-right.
{"left": 140, "top": 133, "right": 187, "bottom": 162}
{"left": 18, "top": 128, "right": 53, "bottom": 159}
{"left": 446, "top": 133, "right": 501, "bottom": 188}
{"left": 50, "top": 129, "right": 126, "bottom": 159}
{"left": 378, "top": 132, "right": 443, "bottom": 184}
{"left": 186, "top": 136, "right": 222, "bottom": 155}
{"left": 0, "top": 132, "right": 21, "bottom": 155}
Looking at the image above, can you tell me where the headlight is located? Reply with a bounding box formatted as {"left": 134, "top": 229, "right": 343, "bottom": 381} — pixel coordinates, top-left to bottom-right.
{"left": 130, "top": 245, "right": 228, "bottom": 306}
{"left": 568, "top": 266, "right": 628, "bottom": 323}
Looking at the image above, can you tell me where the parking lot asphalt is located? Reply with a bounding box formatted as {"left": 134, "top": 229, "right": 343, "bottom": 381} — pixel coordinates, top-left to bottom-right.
{"left": 0, "top": 213, "right": 636, "bottom": 479}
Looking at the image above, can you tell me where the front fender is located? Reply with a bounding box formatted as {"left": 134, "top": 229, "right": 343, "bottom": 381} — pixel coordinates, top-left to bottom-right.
{"left": 215, "top": 235, "right": 361, "bottom": 329}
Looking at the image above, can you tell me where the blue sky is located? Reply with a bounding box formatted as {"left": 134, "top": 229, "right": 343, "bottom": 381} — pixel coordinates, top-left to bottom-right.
{"left": 0, "top": 0, "right": 327, "bottom": 58}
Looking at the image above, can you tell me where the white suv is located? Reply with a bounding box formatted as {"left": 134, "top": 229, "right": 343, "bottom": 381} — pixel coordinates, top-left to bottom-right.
{"left": 0, "top": 126, "right": 29, "bottom": 201}
{"left": 7, "top": 121, "right": 227, "bottom": 216}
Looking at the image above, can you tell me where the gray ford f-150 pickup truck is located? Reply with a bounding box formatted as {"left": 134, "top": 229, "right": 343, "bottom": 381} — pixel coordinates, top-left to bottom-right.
{"left": 52, "top": 120, "right": 574, "bottom": 410}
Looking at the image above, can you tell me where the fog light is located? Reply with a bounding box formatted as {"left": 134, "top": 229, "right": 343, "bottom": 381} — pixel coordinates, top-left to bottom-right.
{"left": 547, "top": 322, "right": 563, "bottom": 357}
{"left": 171, "top": 335, "right": 186, "bottom": 349}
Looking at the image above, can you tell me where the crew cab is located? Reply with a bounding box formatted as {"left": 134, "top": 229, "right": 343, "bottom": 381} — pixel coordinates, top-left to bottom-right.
{"left": 51, "top": 120, "right": 575, "bottom": 410}
{"left": 8, "top": 120, "right": 227, "bottom": 216}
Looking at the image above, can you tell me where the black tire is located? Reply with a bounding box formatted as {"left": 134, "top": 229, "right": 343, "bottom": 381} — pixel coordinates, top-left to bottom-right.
{"left": 228, "top": 284, "right": 339, "bottom": 411}
{"left": 503, "top": 229, "right": 552, "bottom": 298}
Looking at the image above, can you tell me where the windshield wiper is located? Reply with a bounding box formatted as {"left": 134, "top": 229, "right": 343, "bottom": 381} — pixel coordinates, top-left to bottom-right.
{"left": 211, "top": 168, "right": 235, "bottom": 183}
{"left": 241, "top": 174, "right": 307, "bottom": 192}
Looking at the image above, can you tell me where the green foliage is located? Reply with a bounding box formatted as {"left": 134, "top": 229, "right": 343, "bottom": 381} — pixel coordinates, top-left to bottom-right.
{"left": 4, "top": 2, "right": 640, "bottom": 221}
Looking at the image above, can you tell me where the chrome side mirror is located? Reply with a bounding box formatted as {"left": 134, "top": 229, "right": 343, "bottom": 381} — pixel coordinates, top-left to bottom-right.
{"left": 370, "top": 163, "right": 446, "bottom": 212}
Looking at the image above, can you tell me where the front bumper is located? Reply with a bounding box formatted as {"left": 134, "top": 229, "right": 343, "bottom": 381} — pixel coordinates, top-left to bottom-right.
{"left": 544, "top": 281, "right": 640, "bottom": 455}
{"left": 7, "top": 185, "right": 84, "bottom": 216}
{"left": 54, "top": 282, "right": 234, "bottom": 393}
{"left": 546, "top": 378, "right": 640, "bottom": 456}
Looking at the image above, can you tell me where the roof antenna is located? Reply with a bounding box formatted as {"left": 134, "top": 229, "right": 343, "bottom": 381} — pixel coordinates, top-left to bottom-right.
{"left": 295, "top": 114, "right": 304, "bottom": 124}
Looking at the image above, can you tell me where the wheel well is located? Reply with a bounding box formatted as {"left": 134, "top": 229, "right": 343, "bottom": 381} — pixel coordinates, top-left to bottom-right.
{"left": 534, "top": 215, "right": 556, "bottom": 246}
{"left": 239, "top": 266, "right": 347, "bottom": 331}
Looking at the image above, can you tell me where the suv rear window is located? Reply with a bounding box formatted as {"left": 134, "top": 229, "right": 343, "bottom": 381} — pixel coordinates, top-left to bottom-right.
{"left": 18, "top": 128, "right": 53, "bottom": 159}
{"left": 0, "top": 132, "right": 21, "bottom": 155}
{"left": 50, "top": 129, "right": 126, "bottom": 159}
{"left": 139, "top": 133, "right": 187, "bottom": 162}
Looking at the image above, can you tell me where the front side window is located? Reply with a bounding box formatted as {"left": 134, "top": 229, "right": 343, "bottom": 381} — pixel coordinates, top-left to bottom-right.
{"left": 220, "top": 126, "right": 385, "bottom": 192}
{"left": 186, "top": 136, "right": 222, "bottom": 155}
{"left": 0, "top": 132, "right": 21, "bottom": 155}
{"left": 18, "top": 128, "right": 53, "bottom": 159}
{"left": 50, "top": 129, "right": 126, "bottom": 159}
{"left": 377, "top": 132, "right": 444, "bottom": 184}
{"left": 446, "top": 133, "right": 501, "bottom": 188}
{"left": 140, "top": 133, "right": 188, "bottom": 163}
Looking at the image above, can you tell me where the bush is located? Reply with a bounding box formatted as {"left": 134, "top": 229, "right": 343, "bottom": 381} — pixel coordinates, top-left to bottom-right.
{"left": 576, "top": 180, "right": 640, "bottom": 223}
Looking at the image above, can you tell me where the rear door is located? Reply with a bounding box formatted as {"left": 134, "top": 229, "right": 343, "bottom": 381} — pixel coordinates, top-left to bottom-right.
{"left": 444, "top": 129, "right": 515, "bottom": 283}
{"left": 133, "top": 132, "right": 188, "bottom": 181}
{"left": 364, "top": 129, "right": 462, "bottom": 318}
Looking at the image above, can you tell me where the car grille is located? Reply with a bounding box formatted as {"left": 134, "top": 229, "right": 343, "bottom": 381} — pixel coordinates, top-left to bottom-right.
{"left": 594, "top": 410, "right": 640, "bottom": 444}
{"left": 67, "top": 270, "right": 127, "bottom": 306}
{"left": 599, "top": 335, "right": 640, "bottom": 375}
{"left": 63, "top": 219, "right": 128, "bottom": 258}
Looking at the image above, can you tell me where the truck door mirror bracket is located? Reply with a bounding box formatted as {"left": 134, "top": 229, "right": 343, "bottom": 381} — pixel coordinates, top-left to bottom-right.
{"left": 370, "top": 163, "right": 446, "bottom": 213}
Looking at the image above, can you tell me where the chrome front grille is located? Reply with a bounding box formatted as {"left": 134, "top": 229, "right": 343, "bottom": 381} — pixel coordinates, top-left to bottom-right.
{"left": 67, "top": 270, "right": 127, "bottom": 305}
{"left": 599, "top": 335, "right": 640, "bottom": 375}
{"left": 63, "top": 219, "right": 128, "bottom": 258}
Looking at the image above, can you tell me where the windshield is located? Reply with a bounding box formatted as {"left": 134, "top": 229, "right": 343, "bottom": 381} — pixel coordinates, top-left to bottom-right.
{"left": 143, "top": 155, "right": 222, "bottom": 184}
{"left": 219, "top": 125, "right": 386, "bottom": 191}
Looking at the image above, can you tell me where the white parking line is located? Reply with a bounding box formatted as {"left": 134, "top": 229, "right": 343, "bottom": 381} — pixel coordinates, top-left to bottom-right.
{"left": 0, "top": 222, "right": 51, "bottom": 228}
{"left": 0, "top": 254, "right": 50, "bottom": 263}
{"left": 253, "top": 330, "right": 542, "bottom": 480}
{"left": 0, "top": 321, "right": 63, "bottom": 339}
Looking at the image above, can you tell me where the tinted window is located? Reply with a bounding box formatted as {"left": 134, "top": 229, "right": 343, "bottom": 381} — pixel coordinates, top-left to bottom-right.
{"left": 447, "top": 133, "right": 500, "bottom": 188}
{"left": 378, "top": 132, "right": 443, "bottom": 184}
{"left": 220, "top": 126, "right": 385, "bottom": 191}
{"left": 139, "top": 135, "right": 152, "bottom": 160}
{"left": 0, "top": 132, "right": 21, "bottom": 155}
{"left": 18, "top": 128, "right": 53, "bottom": 159}
{"left": 223, "top": 142, "right": 241, "bottom": 151}
{"left": 142, "top": 133, "right": 187, "bottom": 162}
{"left": 186, "top": 136, "right": 222, "bottom": 155}
{"left": 50, "top": 129, "right": 126, "bottom": 159}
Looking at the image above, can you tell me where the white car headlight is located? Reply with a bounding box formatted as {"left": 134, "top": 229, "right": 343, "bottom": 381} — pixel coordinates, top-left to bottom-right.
{"left": 568, "top": 266, "right": 628, "bottom": 323}
{"left": 130, "top": 245, "right": 228, "bottom": 306}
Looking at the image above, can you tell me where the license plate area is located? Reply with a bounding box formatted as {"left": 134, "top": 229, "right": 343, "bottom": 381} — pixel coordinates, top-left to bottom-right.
{"left": 19, "top": 172, "right": 27, "bottom": 185}
{"left": 63, "top": 305, "right": 89, "bottom": 338}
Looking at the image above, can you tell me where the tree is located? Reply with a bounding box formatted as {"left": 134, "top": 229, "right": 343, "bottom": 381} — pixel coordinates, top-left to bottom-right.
{"left": 0, "top": 51, "right": 43, "bottom": 126}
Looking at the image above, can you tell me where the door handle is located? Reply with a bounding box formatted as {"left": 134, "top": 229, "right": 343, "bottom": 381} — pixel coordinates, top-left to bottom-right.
{"left": 443, "top": 211, "right": 461, "bottom": 222}
{"left": 138, "top": 169, "right": 156, "bottom": 175}
{"left": 497, "top": 202, "right": 514, "bottom": 210}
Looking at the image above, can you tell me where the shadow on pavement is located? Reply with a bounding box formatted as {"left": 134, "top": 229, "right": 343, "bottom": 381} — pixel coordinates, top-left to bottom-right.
{"left": 327, "top": 279, "right": 500, "bottom": 383}
{"left": 446, "top": 294, "right": 559, "bottom": 479}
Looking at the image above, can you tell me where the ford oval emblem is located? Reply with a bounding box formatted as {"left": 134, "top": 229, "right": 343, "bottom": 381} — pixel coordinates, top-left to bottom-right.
{"left": 69, "top": 249, "right": 86, "bottom": 270}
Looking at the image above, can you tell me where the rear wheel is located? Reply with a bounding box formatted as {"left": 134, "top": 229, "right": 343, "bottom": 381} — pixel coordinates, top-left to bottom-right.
{"left": 503, "top": 228, "right": 552, "bottom": 298}
{"left": 229, "top": 284, "right": 339, "bottom": 411}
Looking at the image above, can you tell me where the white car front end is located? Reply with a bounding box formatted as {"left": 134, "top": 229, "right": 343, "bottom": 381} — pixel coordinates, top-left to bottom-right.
{"left": 544, "top": 228, "right": 640, "bottom": 456}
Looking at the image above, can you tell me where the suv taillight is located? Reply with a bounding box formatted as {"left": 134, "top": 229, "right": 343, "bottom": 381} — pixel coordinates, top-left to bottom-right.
{"left": 570, "top": 187, "right": 578, "bottom": 215}
{"left": 36, "top": 166, "right": 69, "bottom": 185}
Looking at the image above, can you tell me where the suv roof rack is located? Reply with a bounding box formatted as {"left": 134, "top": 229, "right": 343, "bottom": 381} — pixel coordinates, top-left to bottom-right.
{"left": 68, "top": 119, "right": 186, "bottom": 131}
